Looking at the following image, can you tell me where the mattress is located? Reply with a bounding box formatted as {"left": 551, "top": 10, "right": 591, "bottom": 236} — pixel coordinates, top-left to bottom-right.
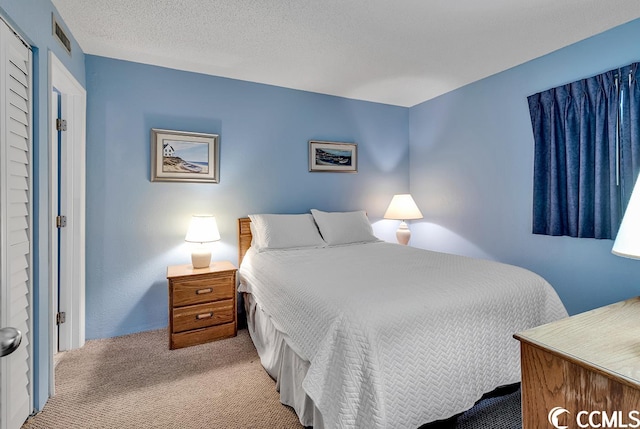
{"left": 239, "top": 241, "right": 567, "bottom": 428}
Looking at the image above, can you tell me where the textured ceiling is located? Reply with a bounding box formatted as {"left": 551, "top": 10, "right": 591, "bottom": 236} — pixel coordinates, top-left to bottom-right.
{"left": 52, "top": 0, "right": 640, "bottom": 107}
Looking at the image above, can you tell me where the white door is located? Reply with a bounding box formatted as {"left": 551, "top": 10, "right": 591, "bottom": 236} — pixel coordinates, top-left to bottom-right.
{"left": 49, "top": 52, "right": 86, "bottom": 355}
{"left": 50, "top": 88, "right": 62, "bottom": 356}
{"left": 47, "top": 53, "right": 86, "bottom": 397}
{"left": 0, "top": 18, "right": 33, "bottom": 429}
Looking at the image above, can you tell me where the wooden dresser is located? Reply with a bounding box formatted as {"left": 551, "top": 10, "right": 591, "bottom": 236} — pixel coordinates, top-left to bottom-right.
{"left": 167, "top": 261, "right": 237, "bottom": 350}
{"left": 514, "top": 297, "right": 640, "bottom": 429}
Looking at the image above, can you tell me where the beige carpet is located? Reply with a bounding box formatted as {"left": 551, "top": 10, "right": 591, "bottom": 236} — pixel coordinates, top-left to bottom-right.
{"left": 22, "top": 329, "right": 303, "bottom": 429}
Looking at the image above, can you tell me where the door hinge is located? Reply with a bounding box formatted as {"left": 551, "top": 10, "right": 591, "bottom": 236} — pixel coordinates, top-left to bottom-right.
{"left": 56, "top": 215, "right": 67, "bottom": 228}
{"left": 56, "top": 312, "right": 66, "bottom": 325}
{"left": 56, "top": 118, "right": 67, "bottom": 131}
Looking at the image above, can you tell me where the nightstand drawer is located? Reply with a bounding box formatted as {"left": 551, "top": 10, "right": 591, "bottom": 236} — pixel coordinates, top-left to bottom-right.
{"left": 171, "top": 323, "right": 236, "bottom": 350}
{"left": 172, "top": 299, "right": 234, "bottom": 333}
{"left": 172, "top": 274, "right": 235, "bottom": 307}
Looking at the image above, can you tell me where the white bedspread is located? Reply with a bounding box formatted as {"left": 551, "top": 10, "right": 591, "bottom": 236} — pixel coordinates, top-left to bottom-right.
{"left": 239, "top": 242, "right": 567, "bottom": 428}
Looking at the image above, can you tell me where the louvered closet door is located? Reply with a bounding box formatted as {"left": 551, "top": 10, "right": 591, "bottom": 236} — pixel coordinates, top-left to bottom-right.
{"left": 0, "top": 19, "right": 32, "bottom": 429}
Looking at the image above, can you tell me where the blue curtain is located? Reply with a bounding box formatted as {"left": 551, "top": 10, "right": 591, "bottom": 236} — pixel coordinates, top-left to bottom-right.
{"left": 619, "top": 63, "right": 640, "bottom": 212}
{"left": 528, "top": 69, "right": 620, "bottom": 238}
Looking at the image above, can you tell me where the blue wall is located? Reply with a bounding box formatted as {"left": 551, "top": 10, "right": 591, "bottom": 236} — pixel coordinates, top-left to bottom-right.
{"left": 85, "top": 55, "right": 409, "bottom": 340}
{"left": 0, "top": 0, "right": 85, "bottom": 411}
{"left": 408, "top": 18, "right": 640, "bottom": 316}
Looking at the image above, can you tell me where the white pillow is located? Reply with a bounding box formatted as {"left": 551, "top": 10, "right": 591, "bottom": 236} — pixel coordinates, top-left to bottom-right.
{"left": 310, "top": 209, "right": 379, "bottom": 246}
{"left": 248, "top": 213, "right": 326, "bottom": 252}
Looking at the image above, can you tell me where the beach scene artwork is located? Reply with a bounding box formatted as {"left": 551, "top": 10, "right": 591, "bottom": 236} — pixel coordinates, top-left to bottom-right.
{"left": 151, "top": 129, "right": 219, "bottom": 183}
{"left": 309, "top": 140, "right": 357, "bottom": 172}
{"left": 314, "top": 148, "right": 352, "bottom": 166}
{"left": 162, "top": 140, "right": 209, "bottom": 174}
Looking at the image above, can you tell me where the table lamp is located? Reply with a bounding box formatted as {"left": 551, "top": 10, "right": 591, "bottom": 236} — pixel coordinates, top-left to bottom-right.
{"left": 613, "top": 177, "right": 640, "bottom": 259}
{"left": 185, "top": 214, "right": 221, "bottom": 268}
{"left": 384, "top": 194, "right": 423, "bottom": 245}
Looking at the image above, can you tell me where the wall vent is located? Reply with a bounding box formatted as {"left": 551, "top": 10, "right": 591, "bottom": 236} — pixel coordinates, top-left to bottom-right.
{"left": 52, "top": 14, "right": 71, "bottom": 55}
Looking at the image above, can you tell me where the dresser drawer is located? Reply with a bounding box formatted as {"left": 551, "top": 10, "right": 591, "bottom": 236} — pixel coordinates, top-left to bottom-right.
{"left": 172, "top": 299, "right": 234, "bottom": 333}
{"left": 172, "top": 273, "right": 235, "bottom": 307}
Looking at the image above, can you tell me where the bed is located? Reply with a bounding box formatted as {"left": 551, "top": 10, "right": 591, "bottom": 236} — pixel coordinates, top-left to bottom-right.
{"left": 237, "top": 211, "right": 568, "bottom": 428}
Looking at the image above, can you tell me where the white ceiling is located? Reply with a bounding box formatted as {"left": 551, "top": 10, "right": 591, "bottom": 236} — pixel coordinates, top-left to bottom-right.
{"left": 52, "top": 0, "right": 640, "bottom": 107}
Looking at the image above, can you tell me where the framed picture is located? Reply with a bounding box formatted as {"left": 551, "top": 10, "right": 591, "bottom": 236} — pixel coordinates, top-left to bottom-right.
{"left": 308, "top": 140, "right": 357, "bottom": 173}
{"left": 151, "top": 129, "right": 219, "bottom": 183}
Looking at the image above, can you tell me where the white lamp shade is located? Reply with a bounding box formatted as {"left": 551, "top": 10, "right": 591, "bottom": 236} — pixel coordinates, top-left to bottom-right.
{"left": 185, "top": 215, "right": 221, "bottom": 244}
{"left": 613, "top": 177, "right": 640, "bottom": 259}
{"left": 384, "top": 194, "right": 423, "bottom": 220}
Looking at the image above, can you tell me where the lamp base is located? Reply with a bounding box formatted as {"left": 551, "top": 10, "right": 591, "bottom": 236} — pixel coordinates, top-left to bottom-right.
{"left": 191, "top": 249, "right": 212, "bottom": 269}
{"left": 396, "top": 221, "right": 411, "bottom": 245}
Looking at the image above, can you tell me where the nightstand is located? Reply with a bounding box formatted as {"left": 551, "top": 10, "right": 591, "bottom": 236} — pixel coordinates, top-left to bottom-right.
{"left": 167, "top": 261, "right": 237, "bottom": 350}
{"left": 514, "top": 297, "right": 640, "bottom": 429}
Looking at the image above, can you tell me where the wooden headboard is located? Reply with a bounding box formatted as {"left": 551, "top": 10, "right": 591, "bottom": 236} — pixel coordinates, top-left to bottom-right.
{"left": 238, "top": 217, "right": 252, "bottom": 266}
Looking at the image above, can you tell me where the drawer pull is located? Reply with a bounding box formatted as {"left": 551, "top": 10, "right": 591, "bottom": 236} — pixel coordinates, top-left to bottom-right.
{"left": 196, "top": 312, "right": 214, "bottom": 320}
{"left": 196, "top": 288, "right": 213, "bottom": 295}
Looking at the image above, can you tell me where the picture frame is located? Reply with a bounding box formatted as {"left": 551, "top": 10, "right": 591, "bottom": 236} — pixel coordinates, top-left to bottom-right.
{"left": 151, "top": 129, "right": 220, "bottom": 183}
{"left": 308, "top": 140, "right": 357, "bottom": 173}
